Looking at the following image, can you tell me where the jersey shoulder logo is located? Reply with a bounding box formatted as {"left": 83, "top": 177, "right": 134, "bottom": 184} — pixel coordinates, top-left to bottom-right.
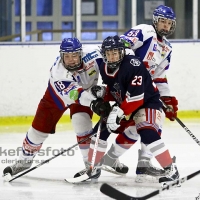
{"left": 82, "top": 51, "right": 98, "bottom": 63}
{"left": 130, "top": 58, "right": 141, "bottom": 66}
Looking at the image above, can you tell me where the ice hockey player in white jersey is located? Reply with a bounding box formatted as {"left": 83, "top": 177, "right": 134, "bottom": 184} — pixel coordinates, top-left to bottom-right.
{"left": 102, "top": 5, "right": 179, "bottom": 182}
{"left": 2, "top": 37, "right": 114, "bottom": 177}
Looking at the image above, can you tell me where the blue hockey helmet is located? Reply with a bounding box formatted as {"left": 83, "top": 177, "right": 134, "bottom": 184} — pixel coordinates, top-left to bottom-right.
{"left": 59, "top": 37, "right": 82, "bottom": 71}
{"left": 101, "top": 35, "right": 125, "bottom": 72}
{"left": 153, "top": 5, "right": 176, "bottom": 37}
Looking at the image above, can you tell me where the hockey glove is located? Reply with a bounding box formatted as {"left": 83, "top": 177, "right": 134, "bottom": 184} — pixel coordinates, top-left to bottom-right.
{"left": 106, "top": 106, "right": 124, "bottom": 133}
{"left": 90, "top": 99, "right": 111, "bottom": 117}
{"left": 160, "top": 96, "right": 178, "bottom": 121}
{"left": 90, "top": 85, "right": 106, "bottom": 98}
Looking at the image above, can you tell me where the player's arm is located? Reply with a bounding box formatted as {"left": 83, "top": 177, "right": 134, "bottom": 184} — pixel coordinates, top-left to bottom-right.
{"left": 89, "top": 85, "right": 113, "bottom": 117}
{"left": 152, "top": 55, "right": 178, "bottom": 121}
{"left": 152, "top": 51, "right": 172, "bottom": 96}
{"left": 120, "top": 75, "right": 144, "bottom": 117}
{"left": 120, "top": 28, "right": 144, "bottom": 50}
{"left": 50, "top": 78, "right": 96, "bottom": 108}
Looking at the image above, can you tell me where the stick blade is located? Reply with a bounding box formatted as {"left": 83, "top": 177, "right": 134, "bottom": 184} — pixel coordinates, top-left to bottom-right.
{"left": 64, "top": 174, "right": 90, "bottom": 183}
{"left": 100, "top": 183, "right": 134, "bottom": 200}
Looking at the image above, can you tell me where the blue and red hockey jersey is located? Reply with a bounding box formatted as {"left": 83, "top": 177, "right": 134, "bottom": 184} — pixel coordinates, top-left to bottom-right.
{"left": 100, "top": 54, "right": 162, "bottom": 116}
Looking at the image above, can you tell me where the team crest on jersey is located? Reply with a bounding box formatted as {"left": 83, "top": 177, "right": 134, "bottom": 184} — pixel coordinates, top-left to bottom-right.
{"left": 111, "top": 83, "right": 122, "bottom": 104}
{"left": 130, "top": 59, "right": 141, "bottom": 66}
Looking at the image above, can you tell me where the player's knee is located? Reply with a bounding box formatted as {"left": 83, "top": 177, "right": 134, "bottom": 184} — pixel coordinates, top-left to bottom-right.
{"left": 139, "top": 129, "right": 161, "bottom": 145}
{"left": 72, "top": 112, "right": 93, "bottom": 135}
{"left": 27, "top": 126, "right": 48, "bottom": 144}
{"left": 124, "top": 126, "right": 139, "bottom": 141}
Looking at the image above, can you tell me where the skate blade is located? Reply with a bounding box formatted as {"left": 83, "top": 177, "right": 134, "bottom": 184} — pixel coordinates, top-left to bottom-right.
{"left": 161, "top": 181, "right": 181, "bottom": 188}
{"left": 102, "top": 165, "right": 126, "bottom": 176}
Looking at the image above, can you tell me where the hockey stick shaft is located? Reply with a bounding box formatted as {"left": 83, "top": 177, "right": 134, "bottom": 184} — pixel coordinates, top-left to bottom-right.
{"left": 9, "top": 130, "right": 96, "bottom": 182}
{"left": 90, "top": 116, "right": 103, "bottom": 171}
{"left": 100, "top": 170, "right": 200, "bottom": 200}
{"left": 160, "top": 99, "right": 200, "bottom": 146}
{"left": 65, "top": 116, "right": 103, "bottom": 183}
{"left": 174, "top": 117, "right": 200, "bottom": 145}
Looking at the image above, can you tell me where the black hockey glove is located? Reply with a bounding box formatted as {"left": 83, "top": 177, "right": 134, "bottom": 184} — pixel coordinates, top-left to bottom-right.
{"left": 90, "top": 99, "right": 111, "bottom": 117}
{"left": 90, "top": 85, "right": 106, "bottom": 98}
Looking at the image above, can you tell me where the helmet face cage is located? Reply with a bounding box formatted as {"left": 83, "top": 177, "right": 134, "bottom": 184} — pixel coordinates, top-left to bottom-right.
{"left": 59, "top": 37, "right": 83, "bottom": 72}
{"left": 101, "top": 35, "right": 125, "bottom": 71}
{"left": 152, "top": 5, "right": 176, "bottom": 37}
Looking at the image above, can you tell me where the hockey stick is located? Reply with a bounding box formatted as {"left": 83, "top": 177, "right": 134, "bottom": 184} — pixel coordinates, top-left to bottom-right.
{"left": 8, "top": 130, "right": 97, "bottom": 182}
{"left": 100, "top": 170, "right": 200, "bottom": 200}
{"left": 174, "top": 117, "right": 200, "bottom": 146}
{"left": 160, "top": 99, "right": 200, "bottom": 146}
{"left": 65, "top": 116, "right": 103, "bottom": 183}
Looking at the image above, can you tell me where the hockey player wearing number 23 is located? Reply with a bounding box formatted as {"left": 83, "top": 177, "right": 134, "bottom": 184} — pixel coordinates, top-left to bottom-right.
{"left": 84, "top": 35, "right": 179, "bottom": 183}
{"left": 104, "top": 5, "right": 179, "bottom": 183}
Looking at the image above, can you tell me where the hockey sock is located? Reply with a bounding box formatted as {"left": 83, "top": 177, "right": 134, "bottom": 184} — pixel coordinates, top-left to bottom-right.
{"left": 140, "top": 142, "right": 154, "bottom": 159}
{"left": 139, "top": 128, "right": 173, "bottom": 168}
{"left": 108, "top": 130, "right": 139, "bottom": 157}
{"left": 88, "top": 137, "right": 107, "bottom": 164}
{"left": 155, "top": 150, "right": 173, "bottom": 168}
{"left": 20, "top": 126, "right": 48, "bottom": 160}
{"left": 76, "top": 131, "right": 93, "bottom": 162}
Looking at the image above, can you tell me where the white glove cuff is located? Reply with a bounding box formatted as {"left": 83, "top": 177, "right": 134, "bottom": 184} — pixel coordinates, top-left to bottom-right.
{"left": 113, "top": 106, "right": 124, "bottom": 118}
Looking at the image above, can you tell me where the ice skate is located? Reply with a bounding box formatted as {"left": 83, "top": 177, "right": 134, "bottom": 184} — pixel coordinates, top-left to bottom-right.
{"left": 159, "top": 156, "right": 179, "bottom": 183}
{"left": 102, "top": 145, "right": 129, "bottom": 175}
{"left": 66, "top": 160, "right": 103, "bottom": 183}
{"left": 135, "top": 149, "right": 166, "bottom": 183}
{"left": 3, "top": 159, "right": 33, "bottom": 176}
{"left": 73, "top": 161, "right": 94, "bottom": 178}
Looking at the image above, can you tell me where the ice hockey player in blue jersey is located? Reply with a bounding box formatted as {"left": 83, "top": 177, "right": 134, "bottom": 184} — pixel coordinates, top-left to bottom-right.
{"left": 102, "top": 5, "right": 179, "bottom": 182}
{"left": 74, "top": 35, "right": 179, "bottom": 184}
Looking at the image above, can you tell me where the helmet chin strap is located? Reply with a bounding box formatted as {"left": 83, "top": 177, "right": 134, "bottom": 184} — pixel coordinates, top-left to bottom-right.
{"left": 158, "top": 29, "right": 169, "bottom": 37}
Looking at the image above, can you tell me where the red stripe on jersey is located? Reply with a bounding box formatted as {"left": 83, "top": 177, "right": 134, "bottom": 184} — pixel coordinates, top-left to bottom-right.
{"left": 153, "top": 77, "right": 168, "bottom": 83}
{"left": 145, "top": 108, "right": 149, "bottom": 122}
{"left": 120, "top": 98, "right": 143, "bottom": 116}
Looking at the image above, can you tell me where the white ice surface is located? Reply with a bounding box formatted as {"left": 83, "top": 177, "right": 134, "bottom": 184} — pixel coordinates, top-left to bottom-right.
{"left": 0, "top": 121, "right": 200, "bottom": 200}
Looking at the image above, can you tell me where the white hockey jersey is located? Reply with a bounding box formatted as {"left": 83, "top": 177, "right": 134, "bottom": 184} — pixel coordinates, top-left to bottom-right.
{"left": 48, "top": 46, "right": 103, "bottom": 110}
{"left": 120, "top": 24, "right": 173, "bottom": 96}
